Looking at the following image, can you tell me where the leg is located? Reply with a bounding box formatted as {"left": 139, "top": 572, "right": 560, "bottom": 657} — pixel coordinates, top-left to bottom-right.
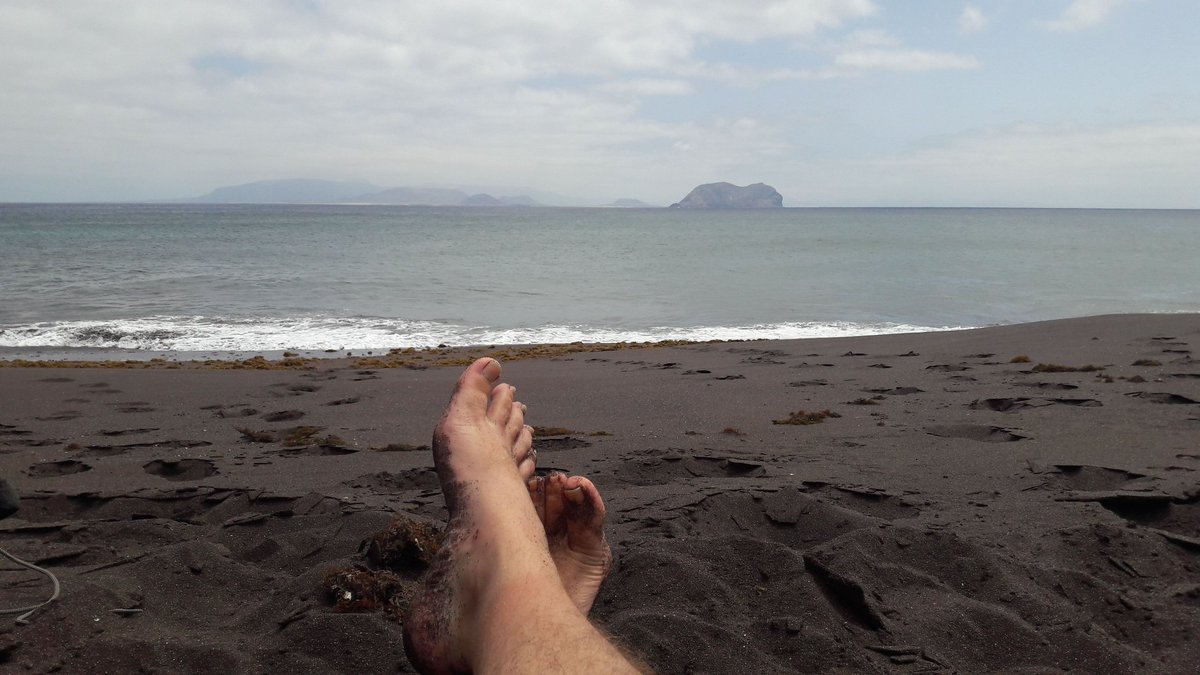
{"left": 402, "top": 358, "right": 639, "bottom": 675}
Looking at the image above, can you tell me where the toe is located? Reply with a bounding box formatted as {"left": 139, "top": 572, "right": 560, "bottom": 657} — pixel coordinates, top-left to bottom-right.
{"left": 516, "top": 430, "right": 536, "bottom": 480}
{"left": 542, "top": 472, "right": 569, "bottom": 536}
{"left": 505, "top": 401, "right": 526, "bottom": 441}
{"left": 448, "top": 358, "right": 502, "bottom": 412}
{"left": 563, "top": 476, "right": 607, "bottom": 542}
{"left": 486, "top": 383, "right": 515, "bottom": 424}
{"left": 527, "top": 476, "right": 547, "bottom": 522}
{"left": 513, "top": 423, "right": 534, "bottom": 464}
{"left": 517, "top": 455, "right": 536, "bottom": 481}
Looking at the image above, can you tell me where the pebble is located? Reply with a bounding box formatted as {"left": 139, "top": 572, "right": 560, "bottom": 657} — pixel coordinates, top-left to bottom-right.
{"left": 0, "top": 479, "right": 18, "bottom": 519}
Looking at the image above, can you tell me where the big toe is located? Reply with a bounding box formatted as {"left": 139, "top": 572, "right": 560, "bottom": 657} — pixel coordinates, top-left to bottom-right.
{"left": 562, "top": 476, "right": 607, "bottom": 548}
{"left": 447, "top": 357, "right": 502, "bottom": 413}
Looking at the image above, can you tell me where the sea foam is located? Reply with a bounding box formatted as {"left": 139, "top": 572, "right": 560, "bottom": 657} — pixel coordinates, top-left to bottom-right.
{"left": 0, "top": 315, "right": 971, "bottom": 353}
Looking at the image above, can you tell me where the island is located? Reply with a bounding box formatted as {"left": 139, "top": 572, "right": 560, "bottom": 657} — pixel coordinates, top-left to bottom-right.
{"left": 669, "top": 182, "right": 783, "bottom": 209}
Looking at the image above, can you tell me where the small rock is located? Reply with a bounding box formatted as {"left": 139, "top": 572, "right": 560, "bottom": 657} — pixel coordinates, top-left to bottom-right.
{"left": 0, "top": 479, "right": 18, "bottom": 519}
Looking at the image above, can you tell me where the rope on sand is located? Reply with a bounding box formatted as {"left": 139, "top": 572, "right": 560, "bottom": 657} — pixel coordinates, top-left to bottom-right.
{"left": 0, "top": 545, "right": 61, "bottom": 625}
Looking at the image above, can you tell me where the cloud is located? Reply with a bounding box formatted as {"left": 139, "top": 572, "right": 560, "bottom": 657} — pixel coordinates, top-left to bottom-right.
{"left": 596, "top": 79, "right": 695, "bottom": 97}
{"left": 1038, "top": 0, "right": 1128, "bottom": 32}
{"left": 850, "top": 120, "right": 1200, "bottom": 207}
{"left": 958, "top": 5, "right": 987, "bottom": 33}
{"left": 0, "top": 1, "right": 891, "bottom": 200}
{"left": 832, "top": 48, "right": 979, "bottom": 73}
{"left": 811, "top": 28, "right": 980, "bottom": 75}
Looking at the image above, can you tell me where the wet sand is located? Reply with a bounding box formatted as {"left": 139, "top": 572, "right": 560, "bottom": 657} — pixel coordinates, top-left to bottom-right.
{"left": 1, "top": 314, "right": 1198, "bottom": 673}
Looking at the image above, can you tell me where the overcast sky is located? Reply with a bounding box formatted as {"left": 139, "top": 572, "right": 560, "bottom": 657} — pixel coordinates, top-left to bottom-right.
{"left": 2, "top": 0, "right": 1197, "bottom": 206}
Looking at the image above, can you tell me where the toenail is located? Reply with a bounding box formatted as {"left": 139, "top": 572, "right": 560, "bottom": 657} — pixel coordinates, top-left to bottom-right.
{"left": 520, "top": 403, "right": 528, "bottom": 413}
{"left": 565, "top": 486, "right": 584, "bottom": 503}
{"left": 481, "top": 358, "right": 501, "bottom": 381}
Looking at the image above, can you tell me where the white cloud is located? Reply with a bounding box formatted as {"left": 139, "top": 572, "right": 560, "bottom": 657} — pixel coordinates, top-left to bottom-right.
{"left": 850, "top": 121, "right": 1200, "bottom": 207}
{"left": 596, "top": 79, "right": 695, "bottom": 97}
{"left": 833, "top": 48, "right": 980, "bottom": 73}
{"left": 815, "top": 29, "right": 979, "bottom": 75}
{"left": 959, "top": 5, "right": 987, "bottom": 33}
{"left": 1038, "top": 0, "right": 1128, "bottom": 32}
{"left": 0, "top": 1, "right": 889, "bottom": 200}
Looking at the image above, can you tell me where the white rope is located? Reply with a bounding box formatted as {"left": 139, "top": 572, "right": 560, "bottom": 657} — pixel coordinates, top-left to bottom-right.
{"left": 0, "top": 546, "right": 62, "bottom": 625}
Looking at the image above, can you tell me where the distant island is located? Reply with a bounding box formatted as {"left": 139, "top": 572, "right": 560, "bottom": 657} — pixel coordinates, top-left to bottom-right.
{"left": 669, "top": 182, "right": 783, "bottom": 209}
{"left": 603, "top": 198, "right": 657, "bottom": 208}
{"left": 180, "top": 179, "right": 541, "bottom": 207}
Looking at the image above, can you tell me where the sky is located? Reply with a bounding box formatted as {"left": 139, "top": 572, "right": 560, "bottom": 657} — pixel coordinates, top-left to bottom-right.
{"left": 1, "top": 0, "right": 1198, "bottom": 207}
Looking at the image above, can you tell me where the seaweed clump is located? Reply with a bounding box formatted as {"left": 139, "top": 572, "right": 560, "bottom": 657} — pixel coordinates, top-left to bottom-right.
{"left": 1031, "top": 363, "right": 1105, "bottom": 373}
{"left": 773, "top": 409, "right": 842, "bottom": 425}
{"left": 322, "top": 567, "right": 408, "bottom": 617}
{"left": 363, "top": 517, "right": 443, "bottom": 573}
{"left": 321, "top": 515, "right": 444, "bottom": 620}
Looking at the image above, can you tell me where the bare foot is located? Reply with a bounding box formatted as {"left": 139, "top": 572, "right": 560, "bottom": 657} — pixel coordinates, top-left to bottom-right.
{"left": 528, "top": 472, "right": 613, "bottom": 615}
{"left": 402, "top": 358, "right": 556, "bottom": 674}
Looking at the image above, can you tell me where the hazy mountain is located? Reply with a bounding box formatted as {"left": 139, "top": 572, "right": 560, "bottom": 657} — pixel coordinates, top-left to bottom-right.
{"left": 603, "top": 198, "right": 657, "bottom": 208}
{"left": 462, "top": 193, "right": 503, "bottom": 206}
{"left": 355, "top": 186, "right": 472, "bottom": 205}
{"left": 181, "top": 179, "right": 543, "bottom": 206}
{"left": 187, "top": 179, "right": 384, "bottom": 203}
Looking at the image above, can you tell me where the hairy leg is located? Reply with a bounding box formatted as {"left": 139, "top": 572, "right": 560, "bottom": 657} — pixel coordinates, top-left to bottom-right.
{"left": 402, "top": 358, "right": 637, "bottom": 675}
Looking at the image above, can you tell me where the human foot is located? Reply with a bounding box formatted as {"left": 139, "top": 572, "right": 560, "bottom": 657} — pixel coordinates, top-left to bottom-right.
{"left": 528, "top": 472, "right": 613, "bottom": 615}
{"left": 402, "top": 358, "right": 555, "bottom": 674}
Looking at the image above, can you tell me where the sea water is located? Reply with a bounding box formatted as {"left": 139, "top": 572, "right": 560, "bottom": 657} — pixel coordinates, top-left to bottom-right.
{"left": 1, "top": 203, "right": 1197, "bottom": 358}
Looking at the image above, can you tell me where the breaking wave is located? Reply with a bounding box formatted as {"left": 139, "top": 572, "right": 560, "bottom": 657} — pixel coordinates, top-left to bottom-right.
{"left": 0, "top": 315, "right": 973, "bottom": 353}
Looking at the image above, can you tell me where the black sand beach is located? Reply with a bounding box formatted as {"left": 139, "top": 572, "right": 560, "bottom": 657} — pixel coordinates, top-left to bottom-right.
{"left": 2, "top": 314, "right": 1198, "bottom": 673}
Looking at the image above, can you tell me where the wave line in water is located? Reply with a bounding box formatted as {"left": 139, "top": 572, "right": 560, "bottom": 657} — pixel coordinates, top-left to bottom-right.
{"left": 0, "top": 315, "right": 975, "bottom": 352}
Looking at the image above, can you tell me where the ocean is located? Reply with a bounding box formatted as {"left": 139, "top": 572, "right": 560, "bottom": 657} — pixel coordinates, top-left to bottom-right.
{"left": 1, "top": 203, "right": 1197, "bottom": 359}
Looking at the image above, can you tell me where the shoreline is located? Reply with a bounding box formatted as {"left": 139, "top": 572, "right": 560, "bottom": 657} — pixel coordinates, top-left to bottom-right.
{"left": 3, "top": 312, "right": 1195, "bottom": 369}
{"left": 1, "top": 312, "right": 1197, "bottom": 672}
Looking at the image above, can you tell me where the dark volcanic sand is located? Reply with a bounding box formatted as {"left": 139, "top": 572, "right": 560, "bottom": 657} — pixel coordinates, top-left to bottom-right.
{"left": 1, "top": 314, "right": 1198, "bottom": 673}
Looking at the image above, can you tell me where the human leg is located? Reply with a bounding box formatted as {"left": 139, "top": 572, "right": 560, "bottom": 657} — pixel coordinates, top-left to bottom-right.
{"left": 402, "top": 358, "right": 638, "bottom": 674}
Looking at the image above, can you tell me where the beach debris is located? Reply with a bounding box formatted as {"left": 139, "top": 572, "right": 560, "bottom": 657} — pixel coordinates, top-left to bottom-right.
{"left": 319, "top": 515, "right": 444, "bottom": 619}
{"left": 864, "top": 386, "right": 923, "bottom": 395}
{"left": 0, "top": 546, "right": 61, "bottom": 625}
{"left": 773, "top": 409, "right": 841, "bottom": 425}
{"left": 371, "top": 442, "right": 429, "bottom": 452}
{"left": 362, "top": 515, "right": 443, "bottom": 574}
{"left": 282, "top": 425, "right": 325, "bottom": 446}
{"left": 235, "top": 427, "right": 277, "bottom": 443}
{"left": 322, "top": 566, "right": 407, "bottom": 617}
{"left": 1030, "top": 362, "right": 1105, "bottom": 373}
{"left": 926, "top": 363, "right": 970, "bottom": 371}
{"left": 532, "top": 425, "right": 576, "bottom": 436}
